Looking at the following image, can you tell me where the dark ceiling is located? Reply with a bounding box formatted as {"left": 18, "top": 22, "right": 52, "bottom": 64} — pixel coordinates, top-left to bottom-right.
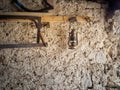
{"left": 107, "top": 0, "right": 120, "bottom": 11}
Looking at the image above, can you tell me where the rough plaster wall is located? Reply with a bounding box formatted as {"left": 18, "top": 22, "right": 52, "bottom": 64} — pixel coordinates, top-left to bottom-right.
{"left": 0, "top": 0, "right": 44, "bottom": 11}
{"left": 0, "top": 0, "right": 120, "bottom": 90}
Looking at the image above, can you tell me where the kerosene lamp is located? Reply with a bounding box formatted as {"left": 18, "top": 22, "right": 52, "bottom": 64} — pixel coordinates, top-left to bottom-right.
{"left": 68, "top": 17, "right": 78, "bottom": 49}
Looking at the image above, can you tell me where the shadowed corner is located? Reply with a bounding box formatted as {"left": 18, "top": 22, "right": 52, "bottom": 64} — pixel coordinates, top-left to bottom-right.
{"left": 105, "top": 0, "right": 120, "bottom": 20}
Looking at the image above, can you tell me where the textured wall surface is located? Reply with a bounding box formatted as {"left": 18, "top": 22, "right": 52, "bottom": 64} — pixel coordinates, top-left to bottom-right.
{"left": 0, "top": 0, "right": 120, "bottom": 90}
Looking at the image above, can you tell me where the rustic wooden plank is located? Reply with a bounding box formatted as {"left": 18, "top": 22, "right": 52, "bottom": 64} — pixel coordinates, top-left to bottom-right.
{"left": 0, "top": 12, "right": 53, "bottom": 16}
{"left": 0, "top": 12, "right": 92, "bottom": 22}
{"left": 0, "top": 19, "right": 32, "bottom": 23}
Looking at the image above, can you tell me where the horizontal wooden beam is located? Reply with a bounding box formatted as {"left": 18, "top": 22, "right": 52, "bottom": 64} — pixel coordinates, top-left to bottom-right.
{"left": 0, "top": 12, "right": 92, "bottom": 23}
{"left": 0, "top": 12, "right": 53, "bottom": 16}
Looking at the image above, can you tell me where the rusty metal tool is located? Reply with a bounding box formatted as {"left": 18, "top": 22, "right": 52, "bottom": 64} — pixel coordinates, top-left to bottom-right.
{"left": 11, "top": 0, "right": 53, "bottom": 12}
{"left": 0, "top": 15, "right": 47, "bottom": 49}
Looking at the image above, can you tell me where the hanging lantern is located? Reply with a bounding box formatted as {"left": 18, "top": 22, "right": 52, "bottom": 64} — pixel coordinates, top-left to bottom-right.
{"left": 68, "top": 29, "right": 78, "bottom": 49}
{"left": 68, "top": 17, "right": 78, "bottom": 49}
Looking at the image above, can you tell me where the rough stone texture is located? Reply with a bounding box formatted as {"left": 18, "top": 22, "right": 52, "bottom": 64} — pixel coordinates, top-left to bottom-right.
{"left": 0, "top": 0, "right": 120, "bottom": 90}
{"left": 0, "top": 0, "right": 44, "bottom": 12}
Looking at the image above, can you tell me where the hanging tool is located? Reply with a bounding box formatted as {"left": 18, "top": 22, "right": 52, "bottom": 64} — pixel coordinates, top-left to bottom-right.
{"left": 0, "top": 15, "right": 47, "bottom": 49}
{"left": 11, "top": 0, "right": 53, "bottom": 12}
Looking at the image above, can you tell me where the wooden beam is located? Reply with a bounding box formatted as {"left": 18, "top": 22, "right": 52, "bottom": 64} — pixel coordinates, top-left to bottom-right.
{"left": 0, "top": 12, "right": 53, "bottom": 16}
{"left": 0, "top": 12, "right": 92, "bottom": 23}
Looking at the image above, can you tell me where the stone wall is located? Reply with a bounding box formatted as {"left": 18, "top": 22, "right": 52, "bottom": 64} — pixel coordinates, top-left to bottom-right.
{"left": 0, "top": 0, "right": 120, "bottom": 90}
